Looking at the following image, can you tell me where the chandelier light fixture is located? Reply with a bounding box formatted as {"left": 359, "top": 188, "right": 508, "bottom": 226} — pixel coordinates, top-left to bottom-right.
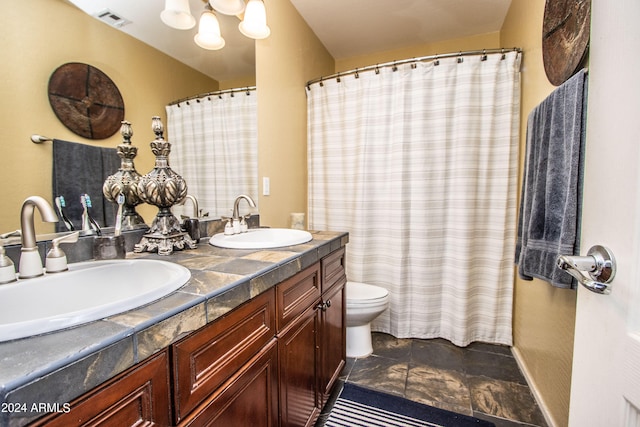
{"left": 161, "top": 0, "right": 270, "bottom": 50}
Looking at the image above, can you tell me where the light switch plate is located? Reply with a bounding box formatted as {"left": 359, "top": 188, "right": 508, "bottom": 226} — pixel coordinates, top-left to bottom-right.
{"left": 263, "top": 177, "right": 270, "bottom": 196}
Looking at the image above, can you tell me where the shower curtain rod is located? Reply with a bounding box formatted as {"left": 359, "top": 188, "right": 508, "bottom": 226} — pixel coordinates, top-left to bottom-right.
{"left": 169, "top": 85, "right": 256, "bottom": 107}
{"left": 306, "top": 47, "right": 522, "bottom": 88}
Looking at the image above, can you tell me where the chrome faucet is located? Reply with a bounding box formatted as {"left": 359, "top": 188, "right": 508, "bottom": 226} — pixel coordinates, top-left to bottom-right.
{"left": 19, "top": 196, "right": 58, "bottom": 278}
{"left": 179, "top": 194, "right": 200, "bottom": 219}
{"left": 224, "top": 194, "right": 256, "bottom": 234}
{"left": 232, "top": 194, "right": 256, "bottom": 222}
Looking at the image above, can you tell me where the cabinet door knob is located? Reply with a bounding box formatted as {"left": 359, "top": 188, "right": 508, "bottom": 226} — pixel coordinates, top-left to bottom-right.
{"left": 315, "top": 301, "right": 331, "bottom": 311}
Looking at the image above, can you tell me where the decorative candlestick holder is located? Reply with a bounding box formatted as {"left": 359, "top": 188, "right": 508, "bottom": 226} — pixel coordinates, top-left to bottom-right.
{"left": 103, "top": 121, "right": 146, "bottom": 229}
{"left": 134, "top": 116, "right": 196, "bottom": 255}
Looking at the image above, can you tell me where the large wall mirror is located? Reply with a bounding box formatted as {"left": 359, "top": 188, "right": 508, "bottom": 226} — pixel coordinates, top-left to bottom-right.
{"left": 66, "top": 1, "right": 261, "bottom": 223}
{"left": 0, "top": 1, "right": 257, "bottom": 234}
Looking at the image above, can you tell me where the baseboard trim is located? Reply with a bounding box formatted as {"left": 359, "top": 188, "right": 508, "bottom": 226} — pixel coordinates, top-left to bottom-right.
{"left": 511, "top": 346, "right": 558, "bottom": 427}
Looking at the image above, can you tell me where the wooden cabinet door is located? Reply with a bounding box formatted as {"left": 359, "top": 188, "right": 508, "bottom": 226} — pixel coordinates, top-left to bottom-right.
{"left": 278, "top": 304, "right": 320, "bottom": 427}
{"left": 319, "top": 279, "right": 346, "bottom": 404}
{"left": 31, "top": 350, "right": 171, "bottom": 427}
{"left": 172, "top": 288, "right": 275, "bottom": 423}
{"left": 178, "top": 339, "right": 278, "bottom": 427}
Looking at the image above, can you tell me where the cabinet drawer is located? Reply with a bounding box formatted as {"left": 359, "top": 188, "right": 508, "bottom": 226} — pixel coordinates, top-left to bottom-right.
{"left": 321, "top": 247, "right": 346, "bottom": 294}
{"left": 276, "top": 263, "right": 321, "bottom": 332}
{"left": 172, "top": 288, "right": 276, "bottom": 423}
{"left": 32, "top": 350, "right": 171, "bottom": 427}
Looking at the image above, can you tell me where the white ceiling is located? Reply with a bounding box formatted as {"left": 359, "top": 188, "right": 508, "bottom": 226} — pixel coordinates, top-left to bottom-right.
{"left": 290, "top": 0, "right": 513, "bottom": 60}
{"left": 66, "top": 0, "right": 256, "bottom": 82}
{"left": 66, "top": 0, "right": 512, "bottom": 82}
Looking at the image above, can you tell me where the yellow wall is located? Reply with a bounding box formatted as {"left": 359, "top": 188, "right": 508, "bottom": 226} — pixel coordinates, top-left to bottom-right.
{"left": 254, "top": 0, "right": 334, "bottom": 227}
{"left": 501, "top": 1, "right": 576, "bottom": 426}
{"left": 0, "top": 0, "right": 219, "bottom": 233}
{"left": 219, "top": 75, "right": 256, "bottom": 90}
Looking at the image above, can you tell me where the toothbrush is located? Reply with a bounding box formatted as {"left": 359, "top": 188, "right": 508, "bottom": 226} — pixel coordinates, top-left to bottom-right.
{"left": 114, "top": 193, "right": 124, "bottom": 236}
{"left": 84, "top": 194, "right": 102, "bottom": 236}
{"left": 55, "top": 196, "right": 75, "bottom": 231}
{"left": 80, "top": 194, "right": 90, "bottom": 232}
{"left": 81, "top": 194, "right": 102, "bottom": 236}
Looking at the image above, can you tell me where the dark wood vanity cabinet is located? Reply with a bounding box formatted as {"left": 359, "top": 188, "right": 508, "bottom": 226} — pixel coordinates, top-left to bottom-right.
{"left": 31, "top": 248, "right": 346, "bottom": 427}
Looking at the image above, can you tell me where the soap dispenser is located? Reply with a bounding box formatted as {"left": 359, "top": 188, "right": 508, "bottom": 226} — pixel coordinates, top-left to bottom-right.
{"left": 0, "top": 230, "right": 20, "bottom": 284}
{"left": 45, "top": 232, "right": 80, "bottom": 273}
{"left": 0, "top": 246, "right": 16, "bottom": 284}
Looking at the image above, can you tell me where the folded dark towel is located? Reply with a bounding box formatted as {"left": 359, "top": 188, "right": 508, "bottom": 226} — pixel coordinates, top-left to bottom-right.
{"left": 515, "top": 70, "right": 588, "bottom": 288}
{"left": 52, "top": 139, "right": 120, "bottom": 232}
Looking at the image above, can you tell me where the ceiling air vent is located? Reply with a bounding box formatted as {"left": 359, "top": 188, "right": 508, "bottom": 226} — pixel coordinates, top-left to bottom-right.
{"left": 94, "top": 9, "right": 131, "bottom": 29}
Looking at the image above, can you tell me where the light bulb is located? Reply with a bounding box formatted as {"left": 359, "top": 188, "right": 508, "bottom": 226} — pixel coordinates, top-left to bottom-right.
{"left": 209, "top": 0, "right": 246, "bottom": 15}
{"left": 161, "top": 0, "right": 196, "bottom": 30}
{"left": 194, "top": 10, "right": 225, "bottom": 50}
{"left": 239, "top": 0, "right": 270, "bottom": 39}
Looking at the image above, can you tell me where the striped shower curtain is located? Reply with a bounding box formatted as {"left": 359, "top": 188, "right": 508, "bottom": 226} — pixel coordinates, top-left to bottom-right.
{"left": 307, "top": 51, "right": 521, "bottom": 346}
{"left": 166, "top": 90, "right": 258, "bottom": 219}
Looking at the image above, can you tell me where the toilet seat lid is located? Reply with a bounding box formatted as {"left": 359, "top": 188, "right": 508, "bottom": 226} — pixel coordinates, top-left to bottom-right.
{"left": 346, "top": 281, "right": 389, "bottom": 301}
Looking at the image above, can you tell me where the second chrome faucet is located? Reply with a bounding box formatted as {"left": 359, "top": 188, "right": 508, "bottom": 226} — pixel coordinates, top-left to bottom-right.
{"left": 225, "top": 194, "right": 256, "bottom": 235}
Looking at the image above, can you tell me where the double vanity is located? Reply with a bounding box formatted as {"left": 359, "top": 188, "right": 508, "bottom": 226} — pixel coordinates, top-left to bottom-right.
{"left": 0, "top": 228, "right": 348, "bottom": 426}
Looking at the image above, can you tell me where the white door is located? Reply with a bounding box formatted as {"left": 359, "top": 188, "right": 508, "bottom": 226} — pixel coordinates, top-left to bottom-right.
{"left": 568, "top": 1, "right": 640, "bottom": 426}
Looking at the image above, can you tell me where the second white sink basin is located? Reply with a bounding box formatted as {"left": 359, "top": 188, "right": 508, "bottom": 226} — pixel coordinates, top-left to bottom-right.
{"left": 209, "top": 228, "right": 313, "bottom": 249}
{"left": 0, "top": 259, "right": 191, "bottom": 342}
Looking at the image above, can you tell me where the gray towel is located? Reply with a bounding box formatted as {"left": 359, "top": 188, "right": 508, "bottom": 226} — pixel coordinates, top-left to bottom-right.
{"left": 515, "top": 69, "right": 588, "bottom": 289}
{"left": 52, "top": 139, "right": 120, "bottom": 232}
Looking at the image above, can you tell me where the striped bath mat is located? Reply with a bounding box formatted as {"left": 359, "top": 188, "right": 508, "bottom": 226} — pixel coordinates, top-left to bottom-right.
{"left": 325, "top": 383, "right": 494, "bottom": 427}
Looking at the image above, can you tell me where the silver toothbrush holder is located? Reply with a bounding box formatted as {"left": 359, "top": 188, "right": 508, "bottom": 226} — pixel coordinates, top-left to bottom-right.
{"left": 93, "top": 235, "right": 126, "bottom": 260}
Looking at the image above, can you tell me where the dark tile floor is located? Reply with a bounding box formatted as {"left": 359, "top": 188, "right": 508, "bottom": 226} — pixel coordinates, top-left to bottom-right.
{"left": 317, "top": 332, "right": 548, "bottom": 427}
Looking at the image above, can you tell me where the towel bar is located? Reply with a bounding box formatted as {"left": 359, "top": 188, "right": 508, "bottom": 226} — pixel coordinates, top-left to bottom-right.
{"left": 31, "top": 135, "right": 52, "bottom": 143}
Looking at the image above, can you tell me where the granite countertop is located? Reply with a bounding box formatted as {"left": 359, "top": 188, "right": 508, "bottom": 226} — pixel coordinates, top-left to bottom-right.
{"left": 0, "top": 230, "right": 348, "bottom": 427}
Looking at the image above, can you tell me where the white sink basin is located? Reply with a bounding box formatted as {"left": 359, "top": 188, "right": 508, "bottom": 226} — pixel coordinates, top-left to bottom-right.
{"left": 209, "top": 228, "right": 313, "bottom": 249}
{"left": 0, "top": 259, "right": 191, "bottom": 342}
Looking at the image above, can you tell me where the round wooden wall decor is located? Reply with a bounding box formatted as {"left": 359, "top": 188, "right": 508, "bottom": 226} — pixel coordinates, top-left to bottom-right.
{"left": 48, "top": 63, "right": 125, "bottom": 139}
{"left": 542, "top": 0, "right": 591, "bottom": 86}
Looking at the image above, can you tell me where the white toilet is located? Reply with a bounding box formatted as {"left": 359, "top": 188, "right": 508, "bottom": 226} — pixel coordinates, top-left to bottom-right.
{"left": 345, "top": 281, "right": 390, "bottom": 358}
